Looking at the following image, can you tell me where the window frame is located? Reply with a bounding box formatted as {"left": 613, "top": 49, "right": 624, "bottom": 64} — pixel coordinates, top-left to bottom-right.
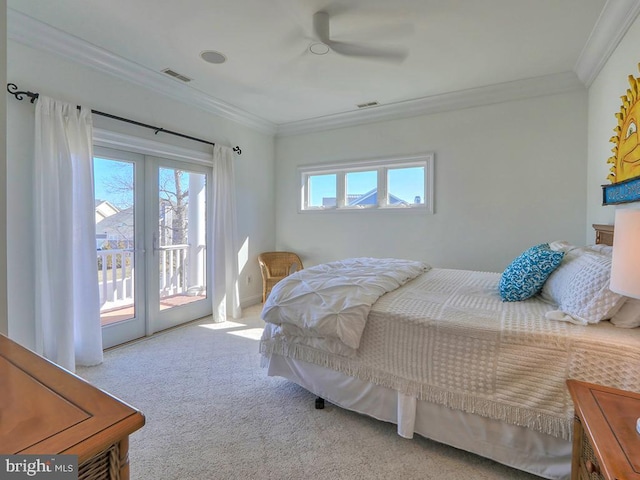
{"left": 298, "top": 153, "right": 434, "bottom": 213}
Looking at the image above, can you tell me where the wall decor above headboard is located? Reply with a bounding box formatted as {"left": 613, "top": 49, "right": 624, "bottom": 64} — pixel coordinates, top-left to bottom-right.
{"left": 602, "top": 63, "right": 640, "bottom": 205}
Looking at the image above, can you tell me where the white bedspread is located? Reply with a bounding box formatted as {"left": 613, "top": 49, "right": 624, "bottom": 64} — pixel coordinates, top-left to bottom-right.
{"left": 260, "top": 268, "right": 640, "bottom": 440}
{"left": 261, "top": 257, "right": 429, "bottom": 351}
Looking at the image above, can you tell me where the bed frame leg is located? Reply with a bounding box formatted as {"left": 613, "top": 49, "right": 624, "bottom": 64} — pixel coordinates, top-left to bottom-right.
{"left": 315, "top": 397, "right": 325, "bottom": 409}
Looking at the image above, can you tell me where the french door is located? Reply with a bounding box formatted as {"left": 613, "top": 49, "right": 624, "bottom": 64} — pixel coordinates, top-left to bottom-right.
{"left": 94, "top": 147, "right": 212, "bottom": 348}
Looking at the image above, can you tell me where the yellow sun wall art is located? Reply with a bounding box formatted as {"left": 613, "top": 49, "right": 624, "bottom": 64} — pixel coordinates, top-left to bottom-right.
{"left": 608, "top": 63, "right": 640, "bottom": 182}
{"left": 602, "top": 63, "right": 640, "bottom": 205}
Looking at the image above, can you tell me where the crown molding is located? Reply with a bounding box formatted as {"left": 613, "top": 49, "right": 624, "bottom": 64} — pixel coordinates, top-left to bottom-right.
{"left": 279, "top": 0, "right": 640, "bottom": 137}
{"left": 7, "top": 9, "right": 277, "bottom": 135}
{"left": 574, "top": 0, "right": 640, "bottom": 87}
{"left": 9, "top": 3, "right": 637, "bottom": 138}
{"left": 276, "top": 72, "right": 584, "bottom": 137}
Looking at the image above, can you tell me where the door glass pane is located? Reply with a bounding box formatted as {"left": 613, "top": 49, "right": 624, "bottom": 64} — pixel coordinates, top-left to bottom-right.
{"left": 94, "top": 158, "right": 136, "bottom": 325}
{"left": 346, "top": 170, "right": 377, "bottom": 206}
{"left": 388, "top": 166, "right": 425, "bottom": 205}
{"left": 158, "top": 168, "right": 207, "bottom": 311}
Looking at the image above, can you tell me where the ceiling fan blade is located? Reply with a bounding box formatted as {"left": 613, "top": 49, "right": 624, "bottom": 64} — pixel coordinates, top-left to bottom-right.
{"left": 342, "top": 22, "right": 415, "bottom": 43}
{"left": 313, "top": 11, "right": 331, "bottom": 44}
{"left": 328, "top": 41, "right": 409, "bottom": 63}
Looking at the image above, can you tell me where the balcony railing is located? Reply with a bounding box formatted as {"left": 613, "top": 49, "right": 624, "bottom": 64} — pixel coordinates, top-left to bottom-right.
{"left": 97, "top": 248, "right": 134, "bottom": 310}
{"left": 159, "top": 244, "right": 190, "bottom": 297}
{"left": 97, "top": 244, "right": 193, "bottom": 311}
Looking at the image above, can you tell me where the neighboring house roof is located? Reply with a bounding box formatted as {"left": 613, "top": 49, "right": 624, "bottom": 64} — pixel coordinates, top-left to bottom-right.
{"left": 322, "top": 189, "right": 409, "bottom": 207}
{"left": 349, "top": 189, "right": 408, "bottom": 206}
{"left": 95, "top": 199, "right": 120, "bottom": 223}
{"left": 95, "top": 207, "right": 134, "bottom": 243}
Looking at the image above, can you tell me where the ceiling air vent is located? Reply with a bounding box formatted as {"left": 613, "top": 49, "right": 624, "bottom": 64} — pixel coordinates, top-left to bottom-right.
{"left": 357, "top": 101, "right": 379, "bottom": 109}
{"left": 161, "top": 68, "right": 192, "bottom": 83}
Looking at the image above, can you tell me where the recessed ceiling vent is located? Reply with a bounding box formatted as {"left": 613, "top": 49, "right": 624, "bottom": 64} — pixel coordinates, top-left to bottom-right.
{"left": 161, "top": 68, "right": 192, "bottom": 83}
{"left": 357, "top": 101, "right": 379, "bottom": 109}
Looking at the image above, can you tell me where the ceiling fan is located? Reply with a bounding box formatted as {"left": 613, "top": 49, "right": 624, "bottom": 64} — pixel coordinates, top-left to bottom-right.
{"left": 308, "top": 11, "right": 409, "bottom": 63}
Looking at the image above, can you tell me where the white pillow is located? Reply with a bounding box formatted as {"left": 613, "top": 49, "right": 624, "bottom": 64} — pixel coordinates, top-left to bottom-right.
{"left": 586, "top": 244, "right": 613, "bottom": 256}
{"left": 610, "top": 298, "right": 640, "bottom": 328}
{"left": 541, "top": 251, "right": 625, "bottom": 325}
{"left": 540, "top": 246, "right": 583, "bottom": 303}
{"left": 548, "top": 240, "right": 579, "bottom": 253}
{"left": 549, "top": 240, "right": 613, "bottom": 257}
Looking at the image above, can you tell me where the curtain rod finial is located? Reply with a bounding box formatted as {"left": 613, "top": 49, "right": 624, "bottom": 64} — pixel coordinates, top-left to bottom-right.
{"left": 7, "top": 83, "right": 39, "bottom": 103}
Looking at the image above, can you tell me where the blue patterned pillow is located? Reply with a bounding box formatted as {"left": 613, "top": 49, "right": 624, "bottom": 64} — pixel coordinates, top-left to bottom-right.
{"left": 499, "top": 244, "right": 564, "bottom": 302}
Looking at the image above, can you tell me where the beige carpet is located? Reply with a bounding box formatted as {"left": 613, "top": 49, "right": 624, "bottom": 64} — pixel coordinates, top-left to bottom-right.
{"left": 78, "top": 305, "right": 543, "bottom": 480}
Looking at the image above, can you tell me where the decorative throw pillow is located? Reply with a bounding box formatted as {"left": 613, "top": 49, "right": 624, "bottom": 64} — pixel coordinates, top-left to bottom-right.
{"left": 610, "top": 298, "right": 640, "bottom": 328}
{"left": 541, "top": 251, "right": 626, "bottom": 325}
{"left": 499, "top": 244, "right": 565, "bottom": 302}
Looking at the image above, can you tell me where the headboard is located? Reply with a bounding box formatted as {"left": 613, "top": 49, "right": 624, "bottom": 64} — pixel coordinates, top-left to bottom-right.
{"left": 592, "top": 224, "right": 614, "bottom": 246}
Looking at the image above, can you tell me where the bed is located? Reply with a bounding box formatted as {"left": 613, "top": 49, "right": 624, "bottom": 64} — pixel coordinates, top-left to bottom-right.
{"left": 258, "top": 229, "right": 640, "bottom": 480}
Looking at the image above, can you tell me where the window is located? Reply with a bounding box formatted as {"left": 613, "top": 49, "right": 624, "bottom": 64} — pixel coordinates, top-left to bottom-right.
{"left": 346, "top": 170, "right": 377, "bottom": 207}
{"left": 299, "top": 153, "right": 433, "bottom": 213}
{"left": 308, "top": 173, "right": 336, "bottom": 208}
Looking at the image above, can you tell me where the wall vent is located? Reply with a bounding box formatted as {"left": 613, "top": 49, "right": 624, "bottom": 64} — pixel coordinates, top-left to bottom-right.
{"left": 356, "top": 101, "right": 379, "bottom": 109}
{"left": 161, "top": 68, "right": 192, "bottom": 83}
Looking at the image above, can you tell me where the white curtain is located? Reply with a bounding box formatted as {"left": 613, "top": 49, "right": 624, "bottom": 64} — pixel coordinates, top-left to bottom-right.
{"left": 34, "top": 96, "right": 103, "bottom": 371}
{"left": 211, "top": 145, "right": 241, "bottom": 322}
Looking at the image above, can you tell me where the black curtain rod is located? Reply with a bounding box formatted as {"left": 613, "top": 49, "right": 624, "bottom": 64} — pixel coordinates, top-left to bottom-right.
{"left": 6, "top": 83, "right": 242, "bottom": 155}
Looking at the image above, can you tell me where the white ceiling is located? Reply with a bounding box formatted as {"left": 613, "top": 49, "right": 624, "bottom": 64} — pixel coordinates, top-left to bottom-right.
{"left": 7, "top": 1, "right": 640, "bottom": 134}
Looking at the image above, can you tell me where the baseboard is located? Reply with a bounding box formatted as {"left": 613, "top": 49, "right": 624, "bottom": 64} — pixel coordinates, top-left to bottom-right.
{"left": 241, "top": 295, "right": 262, "bottom": 309}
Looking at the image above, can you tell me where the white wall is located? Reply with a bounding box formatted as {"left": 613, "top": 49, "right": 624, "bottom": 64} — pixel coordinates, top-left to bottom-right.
{"left": 0, "top": 0, "right": 8, "bottom": 336}
{"left": 587, "top": 14, "right": 640, "bottom": 233}
{"left": 275, "top": 91, "right": 588, "bottom": 272}
{"left": 7, "top": 40, "right": 275, "bottom": 348}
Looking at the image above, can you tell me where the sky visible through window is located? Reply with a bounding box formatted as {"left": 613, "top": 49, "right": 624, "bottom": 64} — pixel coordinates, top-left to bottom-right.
{"left": 94, "top": 158, "right": 133, "bottom": 208}
{"left": 310, "top": 167, "right": 424, "bottom": 205}
{"left": 94, "top": 158, "right": 192, "bottom": 209}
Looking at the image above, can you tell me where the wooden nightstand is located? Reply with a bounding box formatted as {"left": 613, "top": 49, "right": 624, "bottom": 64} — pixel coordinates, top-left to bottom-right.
{"left": 567, "top": 380, "right": 640, "bottom": 480}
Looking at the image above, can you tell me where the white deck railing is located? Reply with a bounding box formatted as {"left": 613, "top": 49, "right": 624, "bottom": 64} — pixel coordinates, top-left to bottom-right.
{"left": 98, "top": 244, "right": 192, "bottom": 311}
{"left": 159, "top": 244, "right": 190, "bottom": 297}
{"left": 97, "top": 248, "right": 135, "bottom": 310}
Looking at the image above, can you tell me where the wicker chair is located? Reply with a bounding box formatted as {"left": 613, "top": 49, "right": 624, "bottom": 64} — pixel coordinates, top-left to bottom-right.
{"left": 258, "top": 252, "right": 303, "bottom": 302}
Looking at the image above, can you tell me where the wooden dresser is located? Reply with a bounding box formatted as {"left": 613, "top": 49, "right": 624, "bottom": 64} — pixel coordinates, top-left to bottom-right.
{"left": 0, "top": 334, "right": 144, "bottom": 480}
{"left": 567, "top": 379, "right": 640, "bottom": 480}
